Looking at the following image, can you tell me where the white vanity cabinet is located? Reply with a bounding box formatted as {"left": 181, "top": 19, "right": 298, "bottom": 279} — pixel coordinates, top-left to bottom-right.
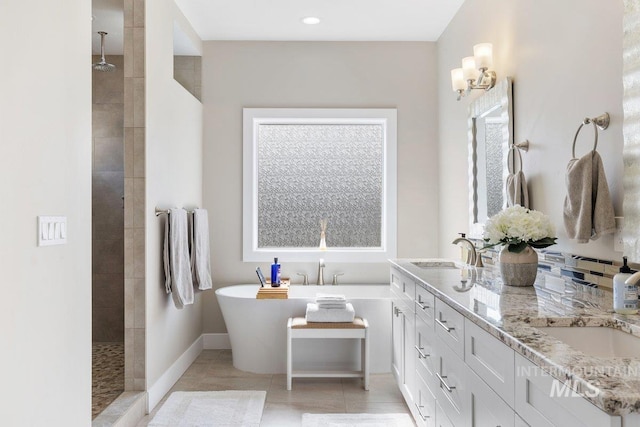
{"left": 390, "top": 268, "right": 416, "bottom": 405}
{"left": 515, "top": 354, "right": 621, "bottom": 427}
{"left": 390, "top": 263, "right": 640, "bottom": 427}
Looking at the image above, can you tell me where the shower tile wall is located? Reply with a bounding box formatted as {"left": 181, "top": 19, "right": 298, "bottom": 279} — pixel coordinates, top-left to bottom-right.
{"left": 93, "top": 55, "right": 125, "bottom": 342}
{"left": 124, "top": 0, "right": 146, "bottom": 391}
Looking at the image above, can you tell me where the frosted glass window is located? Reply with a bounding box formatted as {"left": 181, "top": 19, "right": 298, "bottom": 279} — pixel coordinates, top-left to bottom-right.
{"left": 243, "top": 109, "right": 397, "bottom": 263}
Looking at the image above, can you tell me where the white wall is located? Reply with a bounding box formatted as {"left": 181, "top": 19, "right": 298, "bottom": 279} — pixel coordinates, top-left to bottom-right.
{"left": 145, "top": 0, "right": 204, "bottom": 403}
{"left": 202, "top": 41, "right": 439, "bottom": 333}
{"left": 0, "top": 1, "right": 92, "bottom": 425}
{"left": 438, "top": 0, "right": 624, "bottom": 260}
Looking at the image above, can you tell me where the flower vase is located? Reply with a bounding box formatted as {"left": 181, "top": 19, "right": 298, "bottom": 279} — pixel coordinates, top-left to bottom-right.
{"left": 499, "top": 245, "right": 539, "bottom": 287}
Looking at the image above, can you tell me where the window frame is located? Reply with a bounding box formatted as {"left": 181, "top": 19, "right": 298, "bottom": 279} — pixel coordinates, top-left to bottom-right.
{"left": 242, "top": 108, "right": 397, "bottom": 263}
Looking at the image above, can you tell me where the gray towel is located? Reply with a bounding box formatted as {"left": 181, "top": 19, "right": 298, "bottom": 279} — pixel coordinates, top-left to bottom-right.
{"left": 165, "top": 208, "right": 194, "bottom": 307}
{"left": 190, "top": 208, "right": 213, "bottom": 291}
{"left": 506, "top": 170, "right": 529, "bottom": 208}
{"left": 563, "top": 151, "right": 616, "bottom": 243}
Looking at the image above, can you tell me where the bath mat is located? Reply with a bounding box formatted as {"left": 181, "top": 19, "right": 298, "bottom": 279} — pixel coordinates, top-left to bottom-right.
{"left": 302, "top": 413, "right": 414, "bottom": 427}
{"left": 149, "top": 390, "right": 266, "bottom": 426}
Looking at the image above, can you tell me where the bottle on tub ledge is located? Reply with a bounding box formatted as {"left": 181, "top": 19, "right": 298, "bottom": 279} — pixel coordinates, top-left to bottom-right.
{"left": 270, "top": 257, "right": 281, "bottom": 287}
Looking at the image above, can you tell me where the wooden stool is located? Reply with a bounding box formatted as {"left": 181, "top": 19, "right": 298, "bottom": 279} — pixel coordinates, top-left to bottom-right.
{"left": 286, "top": 316, "right": 369, "bottom": 391}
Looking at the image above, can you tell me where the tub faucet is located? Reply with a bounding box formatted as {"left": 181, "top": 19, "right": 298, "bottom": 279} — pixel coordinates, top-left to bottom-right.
{"left": 452, "top": 233, "right": 477, "bottom": 266}
{"left": 297, "top": 273, "right": 309, "bottom": 286}
{"left": 317, "top": 258, "right": 325, "bottom": 285}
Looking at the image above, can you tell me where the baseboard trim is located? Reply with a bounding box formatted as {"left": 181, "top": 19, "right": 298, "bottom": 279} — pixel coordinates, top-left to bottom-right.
{"left": 147, "top": 335, "right": 203, "bottom": 412}
{"left": 202, "top": 333, "right": 231, "bottom": 349}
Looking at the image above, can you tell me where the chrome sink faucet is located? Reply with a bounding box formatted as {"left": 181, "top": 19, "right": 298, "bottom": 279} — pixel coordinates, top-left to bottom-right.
{"left": 317, "top": 258, "right": 325, "bottom": 285}
{"left": 452, "top": 233, "right": 478, "bottom": 266}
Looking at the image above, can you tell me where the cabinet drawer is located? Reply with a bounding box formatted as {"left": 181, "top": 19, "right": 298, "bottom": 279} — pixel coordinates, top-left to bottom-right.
{"left": 468, "top": 365, "right": 515, "bottom": 427}
{"left": 415, "top": 285, "right": 435, "bottom": 327}
{"left": 434, "top": 298, "right": 464, "bottom": 357}
{"left": 515, "top": 354, "right": 621, "bottom": 427}
{"left": 415, "top": 320, "right": 437, "bottom": 390}
{"left": 390, "top": 268, "right": 415, "bottom": 306}
{"left": 390, "top": 268, "right": 403, "bottom": 298}
{"left": 433, "top": 336, "right": 468, "bottom": 427}
{"left": 435, "top": 401, "right": 455, "bottom": 427}
{"left": 414, "top": 372, "right": 436, "bottom": 427}
{"left": 515, "top": 414, "right": 530, "bottom": 427}
{"left": 402, "top": 277, "right": 415, "bottom": 304}
{"left": 464, "top": 318, "right": 515, "bottom": 408}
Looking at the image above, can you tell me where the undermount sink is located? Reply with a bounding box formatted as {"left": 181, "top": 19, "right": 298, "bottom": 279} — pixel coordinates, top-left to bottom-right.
{"left": 411, "top": 261, "right": 459, "bottom": 269}
{"left": 536, "top": 326, "right": 640, "bottom": 358}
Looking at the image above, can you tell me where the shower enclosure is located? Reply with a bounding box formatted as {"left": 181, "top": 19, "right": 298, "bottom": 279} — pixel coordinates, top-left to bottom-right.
{"left": 91, "top": 14, "right": 125, "bottom": 419}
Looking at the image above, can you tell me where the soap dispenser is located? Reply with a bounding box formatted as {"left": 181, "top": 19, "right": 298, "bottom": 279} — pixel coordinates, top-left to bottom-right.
{"left": 614, "top": 256, "right": 638, "bottom": 314}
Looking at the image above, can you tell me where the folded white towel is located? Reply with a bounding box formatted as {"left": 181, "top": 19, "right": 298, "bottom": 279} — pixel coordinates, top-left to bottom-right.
{"left": 317, "top": 302, "right": 348, "bottom": 309}
{"left": 306, "top": 303, "right": 355, "bottom": 323}
{"left": 167, "top": 208, "right": 194, "bottom": 308}
{"left": 315, "top": 293, "right": 346, "bottom": 302}
{"left": 190, "top": 208, "right": 213, "bottom": 291}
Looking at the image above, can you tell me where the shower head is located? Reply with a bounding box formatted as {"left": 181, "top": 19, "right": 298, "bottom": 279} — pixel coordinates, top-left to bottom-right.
{"left": 92, "top": 31, "right": 116, "bottom": 72}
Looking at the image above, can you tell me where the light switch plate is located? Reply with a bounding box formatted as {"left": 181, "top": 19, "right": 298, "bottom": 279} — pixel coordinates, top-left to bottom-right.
{"left": 38, "top": 216, "right": 67, "bottom": 246}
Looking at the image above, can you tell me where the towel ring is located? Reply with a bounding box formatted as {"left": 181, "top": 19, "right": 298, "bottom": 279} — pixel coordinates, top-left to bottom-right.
{"left": 571, "top": 113, "right": 610, "bottom": 158}
{"left": 507, "top": 144, "right": 523, "bottom": 174}
{"left": 572, "top": 120, "right": 598, "bottom": 158}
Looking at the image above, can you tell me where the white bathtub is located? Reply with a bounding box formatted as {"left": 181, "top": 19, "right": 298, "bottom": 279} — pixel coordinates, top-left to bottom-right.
{"left": 215, "top": 284, "right": 391, "bottom": 374}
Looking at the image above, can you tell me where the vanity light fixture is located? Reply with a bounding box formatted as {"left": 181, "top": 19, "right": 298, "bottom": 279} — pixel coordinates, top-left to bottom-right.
{"left": 451, "top": 43, "right": 497, "bottom": 101}
{"left": 302, "top": 16, "right": 321, "bottom": 25}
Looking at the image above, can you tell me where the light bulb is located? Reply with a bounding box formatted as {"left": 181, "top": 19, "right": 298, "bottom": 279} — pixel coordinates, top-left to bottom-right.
{"left": 451, "top": 68, "right": 466, "bottom": 92}
{"left": 474, "top": 43, "right": 493, "bottom": 69}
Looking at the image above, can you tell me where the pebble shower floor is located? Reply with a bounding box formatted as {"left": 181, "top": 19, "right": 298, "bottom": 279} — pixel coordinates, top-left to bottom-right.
{"left": 92, "top": 342, "right": 124, "bottom": 419}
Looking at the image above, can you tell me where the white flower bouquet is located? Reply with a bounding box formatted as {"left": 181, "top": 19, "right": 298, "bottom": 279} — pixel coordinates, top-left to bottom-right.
{"left": 483, "top": 205, "right": 557, "bottom": 253}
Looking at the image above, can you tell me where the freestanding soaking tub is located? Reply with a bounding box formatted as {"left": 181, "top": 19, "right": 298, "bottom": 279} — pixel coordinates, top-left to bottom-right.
{"left": 215, "top": 284, "right": 391, "bottom": 374}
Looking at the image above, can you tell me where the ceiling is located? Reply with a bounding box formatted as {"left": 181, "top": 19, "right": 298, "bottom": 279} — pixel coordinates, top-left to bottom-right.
{"left": 91, "top": 0, "right": 465, "bottom": 56}
{"left": 175, "top": 0, "right": 465, "bottom": 42}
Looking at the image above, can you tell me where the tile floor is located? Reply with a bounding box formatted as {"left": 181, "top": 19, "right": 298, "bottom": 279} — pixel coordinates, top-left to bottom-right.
{"left": 136, "top": 349, "right": 413, "bottom": 426}
{"left": 92, "top": 342, "right": 125, "bottom": 419}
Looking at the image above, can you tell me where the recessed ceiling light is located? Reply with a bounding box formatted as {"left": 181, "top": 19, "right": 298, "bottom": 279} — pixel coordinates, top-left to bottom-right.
{"left": 302, "top": 17, "right": 321, "bottom": 25}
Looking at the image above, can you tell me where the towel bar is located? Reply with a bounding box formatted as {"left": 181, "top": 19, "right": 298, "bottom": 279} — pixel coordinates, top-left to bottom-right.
{"left": 155, "top": 207, "right": 198, "bottom": 217}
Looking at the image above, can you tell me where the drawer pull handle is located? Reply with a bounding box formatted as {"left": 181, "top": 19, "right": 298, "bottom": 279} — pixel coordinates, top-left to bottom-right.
{"left": 436, "top": 372, "right": 456, "bottom": 392}
{"left": 414, "top": 403, "right": 430, "bottom": 421}
{"left": 417, "top": 296, "right": 430, "bottom": 310}
{"left": 416, "top": 301, "right": 430, "bottom": 310}
{"left": 414, "top": 345, "right": 429, "bottom": 359}
{"left": 435, "top": 318, "right": 455, "bottom": 333}
{"left": 394, "top": 307, "right": 403, "bottom": 317}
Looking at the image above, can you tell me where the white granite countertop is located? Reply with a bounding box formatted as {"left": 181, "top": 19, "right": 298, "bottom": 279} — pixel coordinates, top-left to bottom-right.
{"left": 391, "top": 258, "right": 640, "bottom": 416}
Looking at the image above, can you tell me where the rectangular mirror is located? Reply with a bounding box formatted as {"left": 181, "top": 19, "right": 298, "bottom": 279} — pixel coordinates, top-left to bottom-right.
{"left": 468, "top": 77, "right": 513, "bottom": 237}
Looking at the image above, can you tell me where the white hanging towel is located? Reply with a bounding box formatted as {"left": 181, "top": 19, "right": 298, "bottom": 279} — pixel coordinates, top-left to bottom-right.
{"left": 190, "top": 208, "right": 213, "bottom": 290}
{"left": 506, "top": 146, "right": 529, "bottom": 208}
{"left": 506, "top": 170, "right": 529, "bottom": 208}
{"left": 167, "top": 208, "right": 194, "bottom": 307}
{"left": 163, "top": 212, "right": 172, "bottom": 294}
